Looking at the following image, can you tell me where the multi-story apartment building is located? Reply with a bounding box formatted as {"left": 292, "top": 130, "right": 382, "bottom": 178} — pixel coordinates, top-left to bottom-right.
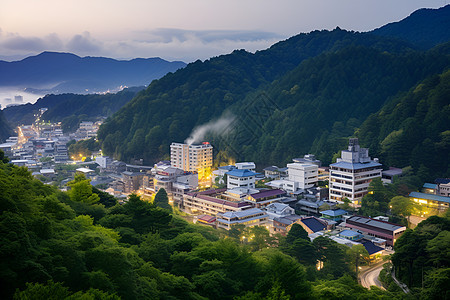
{"left": 287, "top": 162, "right": 318, "bottom": 189}
{"left": 329, "top": 138, "right": 382, "bottom": 205}
{"left": 170, "top": 142, "right": 213, "bottom": 181}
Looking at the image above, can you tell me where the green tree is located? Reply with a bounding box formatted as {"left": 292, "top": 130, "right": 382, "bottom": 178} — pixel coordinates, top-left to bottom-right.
{"left": 286, "top": 224, "right": 309, "bottom": 244}
{"left": 347, "top": 244, "right": 369, "bottom": 275}
{"left": 67, "top": 173, "right": 100, "bottom": 204}
{"left": 154, "top": 188, "right": 172, "bottom": 212}
{"left": 389, "top": 196, "right": 415, "bottom": 226}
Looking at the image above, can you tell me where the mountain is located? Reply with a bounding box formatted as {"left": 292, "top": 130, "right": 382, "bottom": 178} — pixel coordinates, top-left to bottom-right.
{"left": 357, "top": 69, "right": 450, "bottom": 180}
{"left": 372, "top": 5, "right": 450, "bottom": 49}
{"left": 97, "top": 25, "right": 449, "bottom": 165}
{"left": 3, "top": 87, "right": 143, "bottom": 132}
{"left": 0, "top": 52, "right": 186, "bottom": 94}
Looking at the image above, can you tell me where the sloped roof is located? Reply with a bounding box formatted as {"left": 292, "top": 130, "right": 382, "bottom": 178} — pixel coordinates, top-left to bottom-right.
{"left": 423, "top": 183, "right": 438, "bottom": 189}
{"left": 226, "top": 169, "right": 257, "bottom": 177}
{"left": 301, "top": 217, "right": 327, "bottom": 233}
{"left": 360, "top": 239, "right": 384, "bottom": 255}
{"left": 320, "top": 209, "right": 347, "bottom": 217}
{"left": 409, "top": 191, "right": 450, "bottom": 204}
{"left": 220, "top": 208, "right": 264, "bottom": 219}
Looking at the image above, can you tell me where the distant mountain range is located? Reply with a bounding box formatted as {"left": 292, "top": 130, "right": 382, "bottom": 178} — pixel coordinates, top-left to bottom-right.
{"left": 0, "top": 52, "right": 186, "bottom": 94}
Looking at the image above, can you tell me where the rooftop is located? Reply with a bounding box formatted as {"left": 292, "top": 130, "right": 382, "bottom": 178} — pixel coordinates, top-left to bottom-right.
{"left": 435, "top": 178, "right": 450, "bottom": 185}
{"left": 301, "top": 217, "right": 327, "bottom": 233}
{"left": 250, "top": 189, "right": 285, "bottom": 200}
{"left": 330, "top": 161, "right": 382, "bottom": 170}
{"left": 423, "top": 183, "right": 438, "bottom": 189}
{"left": 226, "top": 169, "right": 257, "bottom": 178}
{"left": 339, "top": 229, "right": 361, "bottom": 238}
{"left": 382, "top": 167, "right": 403, "bottom": 176}
{"left": 360, "top": 239, "right": 384, "bottom": 255}
{"left": 409, "top": 191, "right": 450, "bottom": 204}
{"left": 347, "top": 215, "right": 405, "bottom": 232}
{"left": 320, "top": 209, "right": 348, "bottom": 217}
{"left": 219, "top": 208, "right": 265, "bottom": 219}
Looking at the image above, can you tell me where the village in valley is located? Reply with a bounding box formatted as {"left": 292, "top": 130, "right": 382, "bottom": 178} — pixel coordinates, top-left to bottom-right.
{"left": 2, "top": 113, "right": 448, "bottom": 270}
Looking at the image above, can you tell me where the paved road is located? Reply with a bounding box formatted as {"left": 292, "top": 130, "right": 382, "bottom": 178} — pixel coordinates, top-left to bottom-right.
{"left": 359, "top": 261, "right": 386, "bottom": 290}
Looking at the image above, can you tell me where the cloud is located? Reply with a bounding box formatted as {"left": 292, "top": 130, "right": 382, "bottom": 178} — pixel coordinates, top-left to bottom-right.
{"left": 66, "top": 31, "right": 102, "bottom": 54}
{"left": 107, "top": 28, "right": 284, "bottom": 61}
{"left": 0, "top": 28, "right": 283, "bottom": 62}
{"left": 2, "top": 33, "right": 63, "bottom": 51}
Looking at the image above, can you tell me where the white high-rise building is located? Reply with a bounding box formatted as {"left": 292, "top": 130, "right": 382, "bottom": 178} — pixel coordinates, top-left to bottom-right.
{"left": 170, "top": 142, "right": 213, "bottom": 180}
{"left": 287, "top": 163, "right": 318, "bottom": 189}
{"left": 329, "top": 138, "right": 382, "bottom": 205}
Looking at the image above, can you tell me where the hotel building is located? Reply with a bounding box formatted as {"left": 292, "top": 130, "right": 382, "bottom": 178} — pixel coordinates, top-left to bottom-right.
{"left": 170, "top": 142, "right": 213, "bottom": 181}
{"left": 329, "top": 138, "right": 382, "bottom": 205}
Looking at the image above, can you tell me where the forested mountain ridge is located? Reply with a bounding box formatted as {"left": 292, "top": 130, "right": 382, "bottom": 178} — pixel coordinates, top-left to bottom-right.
{"left": 214, "top": 44, "right": 450, "bottom": 167}
{"left": 372, "top": 5, "right": 450, "bottom": 49}
{"left": 98, "top": 27, "right": 450, "bottom": 166}
{"left": 357, "top": 69, "right": 450, "bottom": 180}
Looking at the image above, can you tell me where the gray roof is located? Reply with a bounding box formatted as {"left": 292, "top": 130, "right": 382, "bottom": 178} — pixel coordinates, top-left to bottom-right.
{"left": 347, "top": 216, "right": 404, "bottom": 231}
{"left": 220, "top": 208, "right": 264, "bottom": 219}
{"left": 409, "top": 192, "right": 450, "bottom": 204}
{"left": 330, "top": 161, "right": 382, "bottom": 170}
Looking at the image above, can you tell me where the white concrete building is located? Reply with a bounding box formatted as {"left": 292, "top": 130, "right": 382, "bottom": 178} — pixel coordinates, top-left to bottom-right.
{"left": 287, "top": 163, "right": 318, "bottom": 189}
{"left": 170, "top": 142, "right": 213, "bottom": 180}
{"left": 226, "top": 169, "right": 257, "bottom": 190}
{"left": 329, "top": 138, "right": 382, "bottom": 205}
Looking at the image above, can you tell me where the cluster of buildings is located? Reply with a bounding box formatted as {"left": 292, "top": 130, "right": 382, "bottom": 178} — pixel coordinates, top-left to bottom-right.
{"left": 0, "top": 116, "right": 103, "bottom": 184}
{"left": 408, "top": 178, "right": 450, "bottom": 215}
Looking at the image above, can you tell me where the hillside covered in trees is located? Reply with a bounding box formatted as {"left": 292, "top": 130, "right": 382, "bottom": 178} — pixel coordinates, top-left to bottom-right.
{"left": 357, "top": 69, "right": 450, "bottom": 181}
{"left": 98, "top": 26, "right": 450, "bottom": 174}
{"left": 0, "top": 152, "right": 413, "bottom": 299}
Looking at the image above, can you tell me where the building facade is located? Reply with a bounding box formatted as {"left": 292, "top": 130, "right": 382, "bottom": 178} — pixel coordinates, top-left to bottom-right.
{"left": 287, "top": 162, "right": 318, "bottom": 189}
{"left": 345, "top": 215, "right": 406, "bottom": 247}
{"left": 170, "top": 142, "right": 213, "bottom": 180}
{"left": 329, "top": 138, "right": 382, "bottom": 205}
{"left": 226, "top": 169, "right": 257, "bottom": 190}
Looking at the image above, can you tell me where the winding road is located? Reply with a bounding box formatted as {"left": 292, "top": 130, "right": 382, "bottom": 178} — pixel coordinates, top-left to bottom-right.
{"left": 359, "top": 261, "right": 386, "bottom": 290}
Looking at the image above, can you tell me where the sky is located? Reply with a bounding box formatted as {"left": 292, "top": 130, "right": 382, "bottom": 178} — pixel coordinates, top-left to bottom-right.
{"left": 0, "top": 0, "right": 448, "bottom": 62}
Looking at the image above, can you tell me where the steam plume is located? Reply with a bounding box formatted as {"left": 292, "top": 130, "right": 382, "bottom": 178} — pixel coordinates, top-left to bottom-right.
{"left": 185, "top": 113, "right": 235, "bottom": 145}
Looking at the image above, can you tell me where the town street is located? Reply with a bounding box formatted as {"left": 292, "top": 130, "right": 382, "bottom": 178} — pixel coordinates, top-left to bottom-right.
{"left": 359, "top": 261, "right": 386, "bottom": 290}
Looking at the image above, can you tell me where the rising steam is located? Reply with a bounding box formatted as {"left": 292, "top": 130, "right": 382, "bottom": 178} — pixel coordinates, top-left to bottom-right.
{"left": 185, "top": 113, "right": 235, "bottom": 145}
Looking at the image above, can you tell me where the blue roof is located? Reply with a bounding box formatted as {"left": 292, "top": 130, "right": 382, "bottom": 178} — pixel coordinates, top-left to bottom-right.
{"left": 339, "top": 230, "right": 361, "bottom": 237}
{"left": 360, "top": 240, "right": 384, "bottom": 255}
{"left": 423, "top": 183, "right": 437, "bottom": 189}
{"left": 330, "top": 161, "right": 382, "bottom": 170}
{"left": 301, "top": 218, "right": 327, "bottom": 233}
{"left": 321, "top": 209, "right": 347, "bottom": 217}
{"left": 226, "top": 169, "right": 257, "bottom": 178}
{"left": 409, "top": 192, "right": 450, "bottom": 204}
